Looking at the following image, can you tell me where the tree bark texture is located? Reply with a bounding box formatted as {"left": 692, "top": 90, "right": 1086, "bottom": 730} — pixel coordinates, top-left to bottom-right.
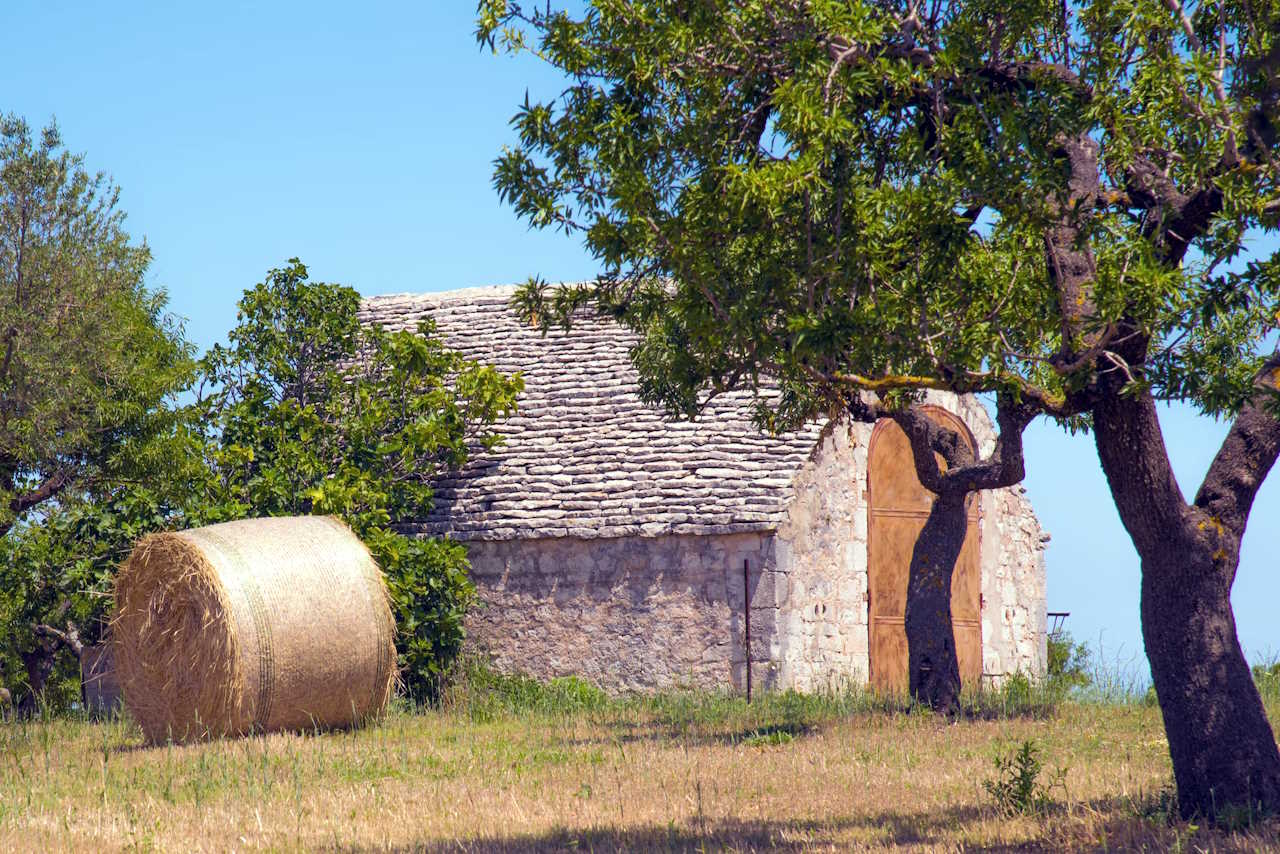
{"left": 903, "top": 487, "right": 968, "bottom": 715}
{"left": 1094, "top": 385, "right": 1280, "bottom": 819}
{"left": 14, "top": 619, "right": 83, "bottom": 719}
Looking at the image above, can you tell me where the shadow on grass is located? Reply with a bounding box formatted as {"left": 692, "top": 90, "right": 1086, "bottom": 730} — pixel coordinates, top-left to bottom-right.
{"left": 571, "top": 718, "right": 820, "bottom": 749}
{"left": 332, "top": 804, "right": 1069, "bottom": 853}
{"left": 331, "top": 795, "right": 1280, "bottom": 853}
{"left": 333, "top": 809, "right": 985, "bottom": 853}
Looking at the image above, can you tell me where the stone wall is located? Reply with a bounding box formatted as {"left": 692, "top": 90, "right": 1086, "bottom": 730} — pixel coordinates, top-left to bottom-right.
{"left": 772, "top": 419, "right": 870, "bottom": 692}
{"left": 980, "top": 485, "right": 1049, "bottom": 680}
{"left": 463, "top": 532, "right": 774, "bottom": 692}
{"left": 768, "top": 394, "right": 1047, "bottom": 690}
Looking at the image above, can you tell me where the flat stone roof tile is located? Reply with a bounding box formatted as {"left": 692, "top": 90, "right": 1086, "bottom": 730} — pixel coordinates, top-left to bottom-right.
{"left": 361, "top": 286, "right": 825, "bottom": 541}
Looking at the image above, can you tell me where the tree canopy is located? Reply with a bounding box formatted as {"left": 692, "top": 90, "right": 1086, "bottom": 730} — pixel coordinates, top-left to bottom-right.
{"left": 480, "top": 0, "right": 1277, "bottom": 426}
{"left": 0, "top": 116, "right": 194, "bottom": 538}
{"left": 479, "top": 0, "right": 1280, "bottom": 820}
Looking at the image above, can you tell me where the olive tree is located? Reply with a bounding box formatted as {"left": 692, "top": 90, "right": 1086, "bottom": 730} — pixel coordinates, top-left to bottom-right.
{"left": 478, "top": 0, "right": 1280, "bottom": 819}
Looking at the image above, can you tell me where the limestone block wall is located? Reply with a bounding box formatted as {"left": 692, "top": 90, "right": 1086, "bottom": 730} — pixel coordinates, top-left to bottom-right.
{"left": 772, "top": 419, "right": 870, "bottom": 692}
{"left": 980, "top": 485, "right": 1049, "bottom": 680}
{"left": 463, "top": 532, "right": 775, "bottom": 692}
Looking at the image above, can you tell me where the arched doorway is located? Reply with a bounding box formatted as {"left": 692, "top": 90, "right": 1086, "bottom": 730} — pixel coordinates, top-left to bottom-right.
{"left": 867, "top": 407, "right": 982, "bottom": 693}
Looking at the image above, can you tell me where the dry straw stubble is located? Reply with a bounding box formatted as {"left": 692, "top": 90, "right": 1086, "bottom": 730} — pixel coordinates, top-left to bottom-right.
{"left": 112, "top": 515, "right": 396, "bottom": 744}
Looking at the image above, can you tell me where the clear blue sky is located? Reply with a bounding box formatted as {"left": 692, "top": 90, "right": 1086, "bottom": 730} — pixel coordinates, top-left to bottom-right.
{"left": 5, "top": 2, "right": 1277, "bottom": 674}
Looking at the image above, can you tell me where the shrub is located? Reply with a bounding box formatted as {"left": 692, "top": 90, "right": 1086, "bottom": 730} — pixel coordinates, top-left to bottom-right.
{"left": 984, "top": 740, "right": 1060, "bottom": 815}
{"left": 1047, "top": 630, "right": 1092, "bottom": 691}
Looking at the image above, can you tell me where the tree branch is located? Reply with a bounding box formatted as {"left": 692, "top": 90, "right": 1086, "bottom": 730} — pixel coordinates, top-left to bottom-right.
{"left": 1124, "top": 154, "right": 1188, "bottom": 213}
{"left": 895, "top": 407, "right": 969, "bottom": 493}
{"left": 31, "top": 620, "right": 84, "bottom": 659}
{"left": 819, "top": 365, "right": 1073, "bottom": 417}
{"left": 943, "top": 391, "right": 1037, "bottom": 491}
{"left": 845, "top": 391, "right": 1034, "bottom": 496}
{"left": 1044, "top": 133, "right": 1102, "bottom": 362}
{"left": 845, "top": 394, "right": 953, "bottom": 493}
{"left": 823, "top": 35, "right": 1093, "bottom": 103}
{"left": 8, "top": 467, "right": 72, "bottom": 517}
{"left": 1195, "top": 354, "right": 1280, "bottom": 537}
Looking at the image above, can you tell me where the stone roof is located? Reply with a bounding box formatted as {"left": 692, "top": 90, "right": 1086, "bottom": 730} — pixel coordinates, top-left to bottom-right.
{"left": 359, "top": 286, "right": 826, "bottom": 541}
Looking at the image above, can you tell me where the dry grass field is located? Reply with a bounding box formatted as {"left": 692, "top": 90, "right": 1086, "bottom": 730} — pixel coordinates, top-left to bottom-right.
{"left": 3, "top": 675, "right": 1279, "bottom": 852}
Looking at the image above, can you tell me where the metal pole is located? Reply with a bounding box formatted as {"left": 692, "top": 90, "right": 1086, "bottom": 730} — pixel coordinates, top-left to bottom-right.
{"left": 744, "top": 557, "right": 752, "bottom": 703}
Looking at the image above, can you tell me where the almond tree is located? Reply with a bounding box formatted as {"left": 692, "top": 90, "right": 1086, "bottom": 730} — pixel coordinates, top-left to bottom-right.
{"left": 478, "top": 0, "right": 1280, "bottom": 818}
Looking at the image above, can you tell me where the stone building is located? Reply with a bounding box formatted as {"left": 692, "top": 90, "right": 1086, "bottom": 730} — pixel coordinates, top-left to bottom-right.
{"left": 361, "top": 286, "right": 1048, "bottom": 694}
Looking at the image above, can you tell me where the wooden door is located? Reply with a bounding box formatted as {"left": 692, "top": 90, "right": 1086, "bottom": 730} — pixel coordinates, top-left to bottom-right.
{"left": 867, "top": 407, "right": 982, "bottom": 693}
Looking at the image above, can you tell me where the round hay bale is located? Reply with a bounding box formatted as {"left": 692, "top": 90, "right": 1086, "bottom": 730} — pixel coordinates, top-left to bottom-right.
{"left": 112, "top": 516, "right": 396, "bottom": 744}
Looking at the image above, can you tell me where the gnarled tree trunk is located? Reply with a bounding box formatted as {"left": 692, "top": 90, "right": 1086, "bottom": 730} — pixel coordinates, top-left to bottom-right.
{"left": 903, "top": 487, "right": 968, "bottom": 714}
{"left": 17, "top": 639, "right": 56, "bottom": 718}
{"left": 14, "top": 618, "right": 83, "bottom": 719}
{"left": 1139, "top": 529, "right": 1280, "bottom": 818}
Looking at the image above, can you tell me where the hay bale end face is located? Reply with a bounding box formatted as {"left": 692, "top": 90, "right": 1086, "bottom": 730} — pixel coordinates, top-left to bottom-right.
{"left": 112, "top": 516, "right": 396, "bottom": 744}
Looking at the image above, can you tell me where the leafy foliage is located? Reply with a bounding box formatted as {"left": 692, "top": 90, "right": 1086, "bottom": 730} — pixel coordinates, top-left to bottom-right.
{"left": 196, "top": 260, "right": 522, "bottom": 700}
{"left": 0, "top": 490, "right": 187, "bottom": 712}
{"left": 1047, "top": 630, "right": 1093, "bottom": 692}
{"left": 0, "top": 116, "right": 194, "bottom": 533}
{"left": 478, "top": 0, "right": 1279, "bottom": 426}
{"left": 0, "top": 116, "right": 196, "bottom": 712}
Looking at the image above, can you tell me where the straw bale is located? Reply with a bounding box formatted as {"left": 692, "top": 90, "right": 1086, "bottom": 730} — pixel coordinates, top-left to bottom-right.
{"left": 112, "top": 516, "right": 396, "bottom": 744}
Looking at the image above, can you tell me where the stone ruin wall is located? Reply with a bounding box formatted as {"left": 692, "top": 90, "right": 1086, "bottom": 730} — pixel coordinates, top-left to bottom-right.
{"left": 462, "top": 531, "right": 773, "bottom": 692}
{"left": 771, "top": 419, "right": 869, "bottom": 693}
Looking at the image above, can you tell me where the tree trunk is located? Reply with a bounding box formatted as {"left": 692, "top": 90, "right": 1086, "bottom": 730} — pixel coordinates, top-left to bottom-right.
{"left": 1094, "top": 387, "right": 1280, "bottom": 820}
{"left": 870, "top": 396, "right": 1031, "bottom": 715}
{"left": 1139, "top": 530, "right": 1280, "bottom": 819}
{"left": 17, "top": 639, "right": 56, "bottom": 718}
{"left": 904, "top": 488, "right": 967, "bottom": 714}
